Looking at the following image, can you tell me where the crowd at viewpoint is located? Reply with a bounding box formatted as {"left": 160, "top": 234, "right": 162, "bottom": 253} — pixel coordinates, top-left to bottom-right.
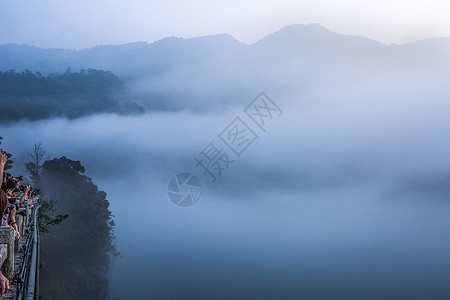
{"left": 0, "top": 148, "right": 39, "bottom": 296}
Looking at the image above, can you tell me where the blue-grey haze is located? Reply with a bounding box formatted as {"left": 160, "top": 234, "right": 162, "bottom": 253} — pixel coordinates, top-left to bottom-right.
{"left": 1, "top": 25, "right": 450, "bottom": 299}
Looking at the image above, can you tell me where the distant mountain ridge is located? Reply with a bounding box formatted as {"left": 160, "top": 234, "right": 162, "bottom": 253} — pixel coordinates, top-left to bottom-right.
{"left": 1, "top": 23, "right": 450, "bottom": 112}
{"left": 1, "top": 23, "right": 449, "bottom": 77}
{"left": 0, "top": 33, "right": 246, "bottom": 79}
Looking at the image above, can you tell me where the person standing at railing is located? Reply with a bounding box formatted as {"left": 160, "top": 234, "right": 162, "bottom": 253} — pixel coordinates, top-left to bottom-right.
{"left": 0, "top": 149, "right": 6, "bottom": 186}
{"left": 0, "top": 150, "right": 10, "bottom": 296}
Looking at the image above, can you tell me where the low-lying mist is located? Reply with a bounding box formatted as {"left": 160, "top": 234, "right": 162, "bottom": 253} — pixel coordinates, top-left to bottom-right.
{"left": 1, "top": 66, "right": 450, "bottom": 298}
{"left": 2, "top": 26, "right": 450, "bottom": 298}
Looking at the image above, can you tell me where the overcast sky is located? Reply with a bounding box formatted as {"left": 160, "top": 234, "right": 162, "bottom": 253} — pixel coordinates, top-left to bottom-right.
{"left": 1, "top": 0, "right": 450, "bottom": 49}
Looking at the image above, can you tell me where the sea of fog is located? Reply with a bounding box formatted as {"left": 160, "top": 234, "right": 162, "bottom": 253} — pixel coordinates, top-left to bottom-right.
{"left": 1, "top": 87, "right": 450, "bottom": 299}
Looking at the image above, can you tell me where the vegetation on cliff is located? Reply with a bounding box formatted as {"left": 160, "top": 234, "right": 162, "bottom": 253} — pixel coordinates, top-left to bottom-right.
{"left": 36, "top": 156, "right": 117, "bottom": 300}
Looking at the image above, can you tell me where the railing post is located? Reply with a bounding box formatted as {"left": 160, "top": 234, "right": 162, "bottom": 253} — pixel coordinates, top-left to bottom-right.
{"left": 15, "top": 215, "right": 24, "bottom": 252}
{"left": 0, "top": 226, "right": 15, "bottom": 280}
{"left": 24, "top": 205, "right": 40, "bottom": 300}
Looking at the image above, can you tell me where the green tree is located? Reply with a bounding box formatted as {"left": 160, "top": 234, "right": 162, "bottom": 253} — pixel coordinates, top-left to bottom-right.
{"left": 25, "top": 141, "right": 48, "bottom": 184}
{"left": 38, "top": 156, "right": 117, "bottom": 300}
{"left": 38, "top": 197, "right": 68, "bottom": 234}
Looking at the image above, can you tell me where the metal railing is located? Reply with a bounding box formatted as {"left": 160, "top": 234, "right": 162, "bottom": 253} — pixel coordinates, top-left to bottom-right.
{"left": 15, "top": 205, "right": 40, "bottom": 300}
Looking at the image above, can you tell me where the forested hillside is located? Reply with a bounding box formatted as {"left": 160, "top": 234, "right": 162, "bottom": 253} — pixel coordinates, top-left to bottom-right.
{"left": 0, "top": 68, "right": 144, "bottom": 122}
{"left": 38, "top": 156, "right": 117, "bottom": 300}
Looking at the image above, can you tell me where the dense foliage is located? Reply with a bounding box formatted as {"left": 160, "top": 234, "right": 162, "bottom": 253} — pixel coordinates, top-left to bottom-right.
{"left": 38, "top": 156, "right": 117, "bottom": 300}
{"left": 37, "top": 197, "right": 68, "bottom": 234}
{"left": 0, "top": 68, "right": 144, "bottom": 122}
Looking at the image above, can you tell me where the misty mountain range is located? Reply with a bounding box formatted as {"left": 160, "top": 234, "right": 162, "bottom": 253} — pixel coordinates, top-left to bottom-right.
{"left": 1, "top": 23, "right": 450, "bottom": 114}
{"left": 2, "top": 23, "right": 450, "bottom": 300}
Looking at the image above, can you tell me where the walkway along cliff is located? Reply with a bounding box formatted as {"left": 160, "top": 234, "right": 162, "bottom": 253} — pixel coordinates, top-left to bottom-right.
{"left": 0, "top": 199, "right": 40, "bottom": 300}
